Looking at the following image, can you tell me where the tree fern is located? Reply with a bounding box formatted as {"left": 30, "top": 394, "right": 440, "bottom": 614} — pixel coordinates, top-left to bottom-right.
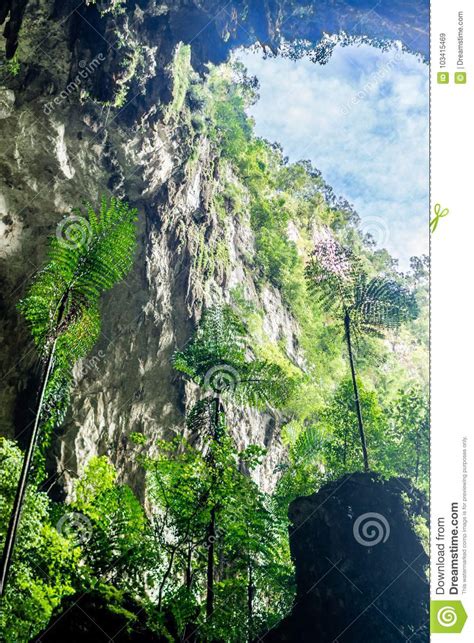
{"left": 173, "top": 305, "right": 295, "bottom": 409}
{"left": 19, "top": 197, "right": 136, "bottom": 353}
{"left": 0, "top": 197, "right": 137, "bottom": 596}
{"left": 352, "top": 275, "right": 418, "bottom": 336}
{"left": 173, "top": 304, "right": 296, "bottom": 617}
{"left": 306, "top": 236, "right": 418, "bottom": 336}
{"left": 305, "top": 233, "right": 418, "bottom": 471}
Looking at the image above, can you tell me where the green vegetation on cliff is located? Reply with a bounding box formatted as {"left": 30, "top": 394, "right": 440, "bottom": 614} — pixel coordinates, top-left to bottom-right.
{"left": 0, "top": 52, "right": 428, "bottom": 641}
{"left": 183, "top": 59, "right": 428, "bottom": 487}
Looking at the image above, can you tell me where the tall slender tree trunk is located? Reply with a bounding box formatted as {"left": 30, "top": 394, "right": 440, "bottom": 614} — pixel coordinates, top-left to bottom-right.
{"left": 0, "top": 339, "right": 57, "bottom": 596}
{"left": 157, "top": 546, "right": 176, "bottom": 612}
{"left": 185, "top": 543, "right": 193, "bottom": 590}
{"left": 183, "top": 544, "right": 198, "bottom": 642}
{"left": 205, "top": 395, "right": 221, "bottom": 620}
{"left": 206, "top": 506, "right": 216, "bottom": 619}
{"left": 182, "top": 543, "right": 195, "bottom": 643}
{"left": 344, "top": 311, "right": 369, "bottom": 472}
{"left": 247, "top": 556, "right": 254, "bottom": 642}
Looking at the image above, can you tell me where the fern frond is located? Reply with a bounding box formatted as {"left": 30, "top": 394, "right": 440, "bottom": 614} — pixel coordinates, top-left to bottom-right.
{"left": 353, "top": 276, "right": 418, "bottom": 333}
{"left": 187, "top": 398, "right": 225, "bottom": 442}
{"left": 56, "top": 304, "right": 101, "bottom": 363}
{"left": 17, "top": 197, "right": 137, "bottom": 461}
{"left": 187, "top": 399, "right": 213, "bottom": 435}
{"left": 19, "top": 197, "right": 137, "bottom": 354}
{"left": 173, "top": 305, "right": 246, "bottom": 384}
{"left": 237, "top": 359, "right": 295, "bottom": 409}
{"left": 291, "top": 425, "right": 323, "bottom": 463}
{"left": 174, "top": 305, "right": 296, "bottom": 410}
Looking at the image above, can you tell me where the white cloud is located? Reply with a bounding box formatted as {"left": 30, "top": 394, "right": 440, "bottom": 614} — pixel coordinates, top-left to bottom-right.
{"left": 237, "top": 44, "right": 429, "bottom": 268}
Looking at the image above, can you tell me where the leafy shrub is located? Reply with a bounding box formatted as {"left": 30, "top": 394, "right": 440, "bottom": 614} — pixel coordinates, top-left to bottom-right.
{"left": 0, "top": 438, "right": 79, "bottom": 640}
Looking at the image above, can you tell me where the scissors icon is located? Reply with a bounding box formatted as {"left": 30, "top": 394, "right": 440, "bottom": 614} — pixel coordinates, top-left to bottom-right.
{"left": 430, "top": 203, "right": 449, "bottom": 233}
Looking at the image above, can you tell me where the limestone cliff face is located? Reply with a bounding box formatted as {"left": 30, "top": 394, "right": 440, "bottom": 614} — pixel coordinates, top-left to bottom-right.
{"left": 0, "top": 28, "right": 301, "bottom": 495}
{"left": 0, "top": 0, "right": 429, "bottom": 496}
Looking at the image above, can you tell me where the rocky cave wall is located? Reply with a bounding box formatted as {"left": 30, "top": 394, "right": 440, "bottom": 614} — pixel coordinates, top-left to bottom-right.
{"left": 0, "top": 0, "right": 429, "bottom": 496}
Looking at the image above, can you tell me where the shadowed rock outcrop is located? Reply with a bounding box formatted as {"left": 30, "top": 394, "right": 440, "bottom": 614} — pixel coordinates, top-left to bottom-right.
{"left": 36, "top": 589, "right": 161, "bottom": 642}
{"left": 265, "top": 473, "right": 429, "bottom": 642}
{"left": 2, "top": 1, "right": 429, "bottom": 112}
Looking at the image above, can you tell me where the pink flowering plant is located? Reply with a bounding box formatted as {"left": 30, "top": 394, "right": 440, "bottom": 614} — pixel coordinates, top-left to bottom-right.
{"left": 305, "top": 233, "right": 359, "bottom": 312}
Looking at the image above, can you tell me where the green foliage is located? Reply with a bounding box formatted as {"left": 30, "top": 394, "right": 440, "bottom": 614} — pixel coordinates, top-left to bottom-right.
{"left": 174, "top": 305, "right": 297, "bottom": 409}
{"left": 205, "top": 64, "right": 257, "bottom": 163}
{"left": 191, "top": 229, "right": 230, "bottom": 281}
{"left": 319, "top": 378, "right": 391, "bottom": 476}
{"left": 274, "top": 422, "right": 325, "bottom": 509}
{"left": 69, "top": 457, "right": 148, "bottom": 592}
{"left": 7, "top": 56, "right": 20, "bottom": 76}
{"left": 275, "top": 377, "right": 429, "bottom": 508}
{"left": 0, "top": 438, "right": 79, "bottom": 640}
{"left": 143, "top": 434, "right": 293, "bottom": 641}
{"left": 170, "top": 306, "right": 296, "bottom": 638}
{"left": 72, "top": 456, "right": 117, "bottom": 515}
{"left": 128, "top": 431, "right": 148, "bottom": 446}
{"left": 317, "top": 379, "right": 428, "bottom": 484}
{"left": 256, "top": 226, "right": 300, "bottom": 292}
{"left": 85, "top": 0, "right": 127, "bottom": 16}
{"left": 213, "top": 468, "right": 293, "bottom": 639}
{"left": 166, "top": 43, "right": 193, "bottom": 121}
{"left": 20, "top": 197, "right": 136, "bottom": 354}
{"left": 305, "top": 235, "right": 419, "bottom": 337}
{"left": 19, "top": 197, "right": 137, "bottom": 463}
{"left": 390, "top": 385, "right": 429, "bottom": 489}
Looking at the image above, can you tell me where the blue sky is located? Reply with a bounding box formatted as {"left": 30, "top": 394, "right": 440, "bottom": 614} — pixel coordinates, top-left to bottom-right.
{"left": 237, "top": 44, "right": 429, "bottom": 270}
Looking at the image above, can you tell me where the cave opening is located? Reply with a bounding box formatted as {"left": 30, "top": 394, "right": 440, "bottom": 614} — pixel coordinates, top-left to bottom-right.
{"left": 233, "top": 40, "right": 429, "bottom": 269}
{"left": 0, "top": 3, "right": 430, "bottom": 641}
